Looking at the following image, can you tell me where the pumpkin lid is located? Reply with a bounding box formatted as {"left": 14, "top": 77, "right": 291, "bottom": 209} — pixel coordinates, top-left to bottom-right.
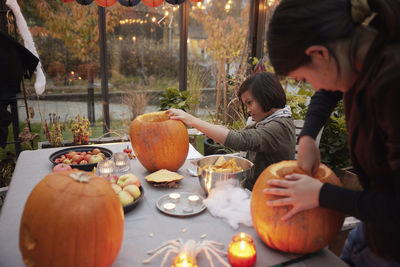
{"left": 145, "top": 169, "right": 184, "bottom": 183}
{"left": 44, "top": 169, "right": 109, "bottom": 197}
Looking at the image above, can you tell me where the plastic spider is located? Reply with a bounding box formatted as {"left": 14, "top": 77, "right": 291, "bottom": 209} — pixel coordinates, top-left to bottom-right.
{"left": 142, "top": 238, "right": 230, "bottom": 267}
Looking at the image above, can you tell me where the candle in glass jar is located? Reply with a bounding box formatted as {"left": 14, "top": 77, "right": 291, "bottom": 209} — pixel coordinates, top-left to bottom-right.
{"left": 97, "top": 160, "right": 115, "bottom": 176}
{"left": 188, "top": 194, "right": 200, "bottom": 205}
{"left": 171, "top": 254, "right": 198, "bottom": 267}
{"left": 228, "top": 232, "right": 257, "bottom": 267}
{"left": 113, "top": 152, "right": 129, "bottom": 171}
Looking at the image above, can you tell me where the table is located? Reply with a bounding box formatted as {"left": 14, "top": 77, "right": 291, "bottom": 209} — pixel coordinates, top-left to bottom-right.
{"left": 0, "top": 142, "right": 347, "bottom": 267}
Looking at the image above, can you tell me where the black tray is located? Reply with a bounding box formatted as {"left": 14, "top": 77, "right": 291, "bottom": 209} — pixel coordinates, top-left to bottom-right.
{"left": 123, "top": 186, "right": 144, "bottom": 213}
{"left": 49, "top": 146, "right": 113, "bottom": 171}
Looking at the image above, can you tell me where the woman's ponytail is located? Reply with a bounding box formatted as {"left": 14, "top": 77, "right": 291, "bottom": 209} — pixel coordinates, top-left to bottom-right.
{"left": 368, "top": 0, "right": 400, "bottom": 41}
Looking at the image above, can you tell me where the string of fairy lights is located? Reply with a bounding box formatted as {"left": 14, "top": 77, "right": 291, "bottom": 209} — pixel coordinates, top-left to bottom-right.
{"left": 117, "top": 0, "right": 239, "bottom": 27}
{"left": 117, "top": 0, "right": 209, "bottom": 42}
{"left": 115, "top": 0, "right": 277, "bottom": 42}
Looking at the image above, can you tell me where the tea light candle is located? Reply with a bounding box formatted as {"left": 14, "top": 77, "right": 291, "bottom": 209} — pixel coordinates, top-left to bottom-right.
{"left": 113, "top": 152, "right": 129, "bottom": 172}
{"left": 97, "top": 160, "right": 115, "bottom": 176}
{"left": 169, "top": 193, "right": 181, "bottom": 202}
{"left": 188, "top": 194, "right": 200, "bottom": 205}
{"left": 171, "top": 254, "right": 197, "bottom": 267}
{"left": 163, "top": 202, "right": 176, "bottom": 212}
{"left": 228, "top": 232, "right": 257, "bottom": 267}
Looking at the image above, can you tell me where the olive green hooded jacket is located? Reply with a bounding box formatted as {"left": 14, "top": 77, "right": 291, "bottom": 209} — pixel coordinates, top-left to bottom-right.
{"left": 224, "top": 117, "right": 296, "bottom": 190}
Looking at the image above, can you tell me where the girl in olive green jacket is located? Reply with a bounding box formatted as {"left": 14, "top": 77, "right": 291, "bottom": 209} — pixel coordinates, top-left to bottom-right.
{"left": 167, "top": 72, "right": 296, "bottom": 190}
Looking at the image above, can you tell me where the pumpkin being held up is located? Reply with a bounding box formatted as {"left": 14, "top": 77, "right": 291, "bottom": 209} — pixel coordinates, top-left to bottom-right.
{"left": 251, "top": 160, "right": 344, "bottom": 254}
{"left": 129, "top": 111, "right": 189, "bottom": 172}
{"left": 19, "top": 169, "right": 124, "bottom": 267}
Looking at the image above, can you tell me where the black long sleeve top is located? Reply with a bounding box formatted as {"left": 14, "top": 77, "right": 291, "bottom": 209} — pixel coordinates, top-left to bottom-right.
{"left": 298, "top": 90, "right": 342, "bottom": 140}
{"left": 301, "top": 43, "right": 400, "bottom": 261}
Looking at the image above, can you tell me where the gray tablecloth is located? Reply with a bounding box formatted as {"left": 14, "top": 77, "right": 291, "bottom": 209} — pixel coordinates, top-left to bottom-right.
{"left": 0, "top": 142, "right": 347, "bottom": 267}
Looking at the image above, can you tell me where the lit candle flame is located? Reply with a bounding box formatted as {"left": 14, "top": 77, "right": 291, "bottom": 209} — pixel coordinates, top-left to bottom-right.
{"left": 240, "top": 240, "right": 245, "bottom": 250}
{"left": 181, "top": 255, "right": 188, "bottom": 267}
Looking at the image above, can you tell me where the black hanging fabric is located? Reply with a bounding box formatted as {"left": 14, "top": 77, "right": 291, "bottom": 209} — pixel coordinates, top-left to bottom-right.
{"left": 0, "top": 31, "right": 39, "bottom": 148}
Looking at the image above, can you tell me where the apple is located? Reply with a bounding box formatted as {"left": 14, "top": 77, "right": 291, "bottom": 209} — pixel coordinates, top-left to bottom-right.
{"left": 92, "top": 148, "right": 101, "bottom": 155}
{"left": 89, "top": 154, "right": 103, "bottom": 164}
{"left": 53, "top": 163, "right": 72, "bottom": 172}
{"left": 117, "top": 173, "right": 141, "bottom": 188}
{"left": 123, "top": 184, "right": 141, "bottom": 200}
{"left": 62, "top": 159, "right": 71, "bottom": 165}
{"left": 66, "top": 151, "right": 77, "bottom": 159}
{"left": 72, "top": 154, "right": 83, "bottom": 163}
{"left": 104, "top": 174, "right": 118, "bottom": 184}
{"left": 111, "top": 184, "right": 122, "bottom": 194}
{"left": 84, "top": 154, "right": 91, "bottom": 162}
{"left": 79, "top": 160, "right": 88, "bottom": 165}
{"left": 118, "top": 190, "right": 134, "bottom": 205}
{"left": 97, "top": 152, "right": 105, "bottom": 159}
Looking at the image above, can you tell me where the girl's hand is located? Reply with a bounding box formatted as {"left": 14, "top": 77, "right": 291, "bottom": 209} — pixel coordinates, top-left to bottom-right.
{"left": 166, "top": 108, "right": 195, "bottom": 127}
{"left": 263, "top": 174, "right": 323, "bottom": 221}
{"left": 297, "top": 136, "right": 321, "bottom": 176}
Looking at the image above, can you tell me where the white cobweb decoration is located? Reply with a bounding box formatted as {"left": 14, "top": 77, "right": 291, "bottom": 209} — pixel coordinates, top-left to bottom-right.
{"left": 203, "top": 179, "right": 253, "bottom": 229}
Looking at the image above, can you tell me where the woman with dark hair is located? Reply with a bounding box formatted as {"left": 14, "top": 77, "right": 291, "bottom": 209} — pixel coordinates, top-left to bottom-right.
{"left": 264, "top": 0, "right": 400, "bottom": 265}
{"left": 167, "top": 72, "right": 296, "bottom": 190}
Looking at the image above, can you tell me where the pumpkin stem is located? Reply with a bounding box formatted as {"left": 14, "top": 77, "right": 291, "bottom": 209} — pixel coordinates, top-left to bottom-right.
{"left": 69, "top": 172, "right": 91, "bottom": 183}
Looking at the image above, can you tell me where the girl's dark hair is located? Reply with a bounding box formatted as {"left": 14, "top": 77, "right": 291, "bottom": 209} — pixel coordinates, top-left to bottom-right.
{"left": 238, "top": 72, "right": 286, "bottom": 113}
{"left": 267, "top": 0, "right": 400, "bottom": 76}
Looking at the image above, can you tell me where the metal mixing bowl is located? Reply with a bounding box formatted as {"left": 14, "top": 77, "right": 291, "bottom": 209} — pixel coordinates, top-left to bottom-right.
{"left": 194, "top": 155, "right": 254, "bottom": 195}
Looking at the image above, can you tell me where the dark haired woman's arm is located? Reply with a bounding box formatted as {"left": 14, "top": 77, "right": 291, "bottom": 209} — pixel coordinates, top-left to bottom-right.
{"left": 299, "top": 90, "right": 343, "bottom": 139}
{"left": 320, "top": 83, "right": 400, "bottom": 232}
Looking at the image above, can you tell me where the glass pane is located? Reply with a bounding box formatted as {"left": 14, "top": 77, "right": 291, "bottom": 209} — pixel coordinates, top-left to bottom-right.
{"left": 263, "top": 0, "right": 280, "bottom": 55}
{"left": 20, "top": 1, "right": 183, "bottom": 145}
{"left": 21, "top": 1, "right": 130, "bottom": 143}
{"left": 109, "top": 3, "right": 181, "bottom": 123}
{"left": 188, "top": 0, "right": 250, "bottom": 122}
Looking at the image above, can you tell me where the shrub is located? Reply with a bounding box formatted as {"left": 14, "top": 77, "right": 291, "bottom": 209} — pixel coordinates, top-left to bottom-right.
{"left": 319, "top": 101, "right": 351, "bottom": 172}
{"left": 122, "top": 90, "right": 150, "bottom": 120}
{"left": 77, "top": 64, "right": 98, "bottom": 81}
{"left": 47, "top": 61, "right": 65, "bottom": 80}
{"left": 119, "top": 40, "right": 179, "bottom": 81}
{"left": 159, "top": 87, "right": 198, "bottom": 111}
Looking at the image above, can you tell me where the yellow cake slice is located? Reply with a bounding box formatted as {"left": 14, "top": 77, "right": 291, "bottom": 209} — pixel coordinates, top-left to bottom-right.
{"left": 145, "top": 169, "right": 184, "bottom": 183}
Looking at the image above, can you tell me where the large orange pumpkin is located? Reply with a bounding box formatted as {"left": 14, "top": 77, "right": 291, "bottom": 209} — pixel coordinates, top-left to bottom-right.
{"left": 19, "top": 170, "right": 124, "bottom": 267}
{"left": 251, "top": 160, "right": 344, "bottom": 254}
{"left": 129, "top": 111, "right": 189, "bottom": 172}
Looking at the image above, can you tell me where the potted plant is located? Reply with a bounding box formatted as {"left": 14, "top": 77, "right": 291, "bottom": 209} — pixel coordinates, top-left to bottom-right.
{"left": 42, "top": 113, "right": 66, "bottom": 147}
{"left": 68, "top": 115, "right": 92, "bottom": 145}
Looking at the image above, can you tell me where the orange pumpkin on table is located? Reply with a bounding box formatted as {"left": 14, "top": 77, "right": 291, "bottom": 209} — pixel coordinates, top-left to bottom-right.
{"left": 19, "top": 170, "right": 124, "bottom": 267}
{"left": 129, "top": 111, "right": 189, "bottom": 172}
{"left": 251, "top": 160, "right": 344, "bottom": 254}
